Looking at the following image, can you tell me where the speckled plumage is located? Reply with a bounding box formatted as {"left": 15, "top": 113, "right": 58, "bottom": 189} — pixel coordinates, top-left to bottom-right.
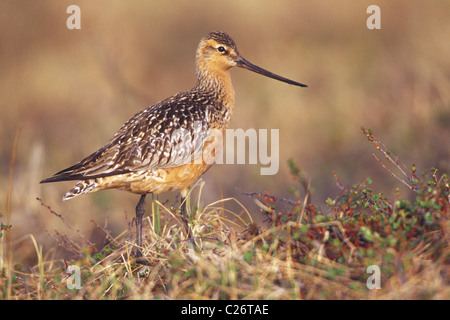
{"left": 45, "top": 88, "right": 231, "bottom": 200}
{"left": 42, "top": 33, "right": 237, "bottom": 200}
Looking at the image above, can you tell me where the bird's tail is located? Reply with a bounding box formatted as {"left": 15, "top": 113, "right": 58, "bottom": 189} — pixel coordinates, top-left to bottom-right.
{"left": 62, "top": 180, "right": 98, "bottom": 201}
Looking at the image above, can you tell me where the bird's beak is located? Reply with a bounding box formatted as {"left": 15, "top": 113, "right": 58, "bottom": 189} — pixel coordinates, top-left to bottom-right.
{"left": 235, "top": 56, "right": 308, "bottom": 87}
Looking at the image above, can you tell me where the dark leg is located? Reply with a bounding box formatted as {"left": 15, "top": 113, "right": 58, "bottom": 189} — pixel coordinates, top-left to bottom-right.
{"left": 180, "top": 195, "right": 193, "bottom": 241}
{"left": 135, "top": 194, "right": 146, "bottom": 257}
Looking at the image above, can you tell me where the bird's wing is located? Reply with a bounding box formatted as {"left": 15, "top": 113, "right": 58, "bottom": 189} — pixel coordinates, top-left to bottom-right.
{"left": 41, "top": 93, "right": 211, "bottom": 183}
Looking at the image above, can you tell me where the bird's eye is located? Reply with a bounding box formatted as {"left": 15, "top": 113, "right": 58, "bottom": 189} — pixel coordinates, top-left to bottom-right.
{"left": 217, "top": 46, "right": 226, "bottom": 53}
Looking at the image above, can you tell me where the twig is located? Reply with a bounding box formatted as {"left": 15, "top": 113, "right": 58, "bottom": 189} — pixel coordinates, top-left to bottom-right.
{"left": 90, "top": 218, "right": 119, "bottom": 247}
{"left": 332, "top": 171, "right": 346, "bottom": 192}
{"left": 371, "top": 152, "right": 418, "bottom": 191}
{"left": 36, "top": 197, "right": 94, "bottom": 246}
{"left": 362, "top": 128, "right": 420, "bottom": 192}
{"left": 242, "top": 191, "right": 300, "bottom": 206}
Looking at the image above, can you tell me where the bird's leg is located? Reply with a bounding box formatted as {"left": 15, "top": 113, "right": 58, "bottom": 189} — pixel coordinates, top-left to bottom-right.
{"left": 180, "top": 188, "right": 194, "bottom": 242}
{"left": 180, "top": 196, "right": 192, "bottom": 239}
{"left": 135, "top": 194, "right": 146, "bottom": 258}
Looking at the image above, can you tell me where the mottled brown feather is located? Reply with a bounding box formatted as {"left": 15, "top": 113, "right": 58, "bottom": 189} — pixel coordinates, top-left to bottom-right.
{"left": 41, "top": 32, "right": 237, "bottom": 200}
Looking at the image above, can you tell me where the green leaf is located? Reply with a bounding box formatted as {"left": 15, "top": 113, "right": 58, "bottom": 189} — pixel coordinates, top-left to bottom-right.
{"left": 244, "top": 250, "right": 254, "bottom": 263}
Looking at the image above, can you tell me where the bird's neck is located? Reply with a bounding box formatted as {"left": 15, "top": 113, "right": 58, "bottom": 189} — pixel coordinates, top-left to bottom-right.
{"left": 195, "top": 68, "right": 235, "bottom": 108}
{"left": 193, "top": 62, "right": 236, "bottom": 127}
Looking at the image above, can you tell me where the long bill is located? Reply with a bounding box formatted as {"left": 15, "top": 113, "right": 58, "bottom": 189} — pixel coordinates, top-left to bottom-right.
{"left": 235, "top": 56, "right": 308, "bottom": 87}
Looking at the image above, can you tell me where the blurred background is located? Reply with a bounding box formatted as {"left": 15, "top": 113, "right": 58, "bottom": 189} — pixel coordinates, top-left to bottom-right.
{"left": 1, "top": 0, "right": 449, "bottom": 267}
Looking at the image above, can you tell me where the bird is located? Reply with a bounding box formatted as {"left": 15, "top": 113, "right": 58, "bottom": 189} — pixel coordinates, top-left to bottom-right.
{"left": 40, "top": 31, "right": 307, "bottom": 256}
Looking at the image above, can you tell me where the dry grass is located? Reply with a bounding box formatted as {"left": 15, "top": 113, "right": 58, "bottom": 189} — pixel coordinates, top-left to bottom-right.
{"left": 2, "top": 152, "right": 448, "bottom": 300}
